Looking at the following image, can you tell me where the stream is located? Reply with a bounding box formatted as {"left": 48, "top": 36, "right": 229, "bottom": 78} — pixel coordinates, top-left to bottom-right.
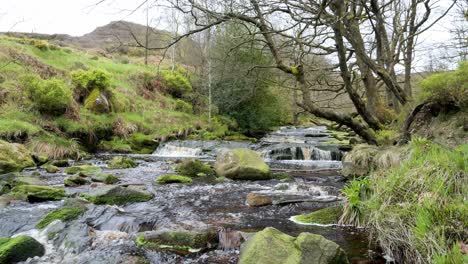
{"left": 0, "top": 126, "right": 386, "bottom": 263}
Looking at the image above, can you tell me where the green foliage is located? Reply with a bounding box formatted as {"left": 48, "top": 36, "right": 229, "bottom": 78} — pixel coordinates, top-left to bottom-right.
{"left": 36, "top": 207, "right": 86, "bottom": 229}
{"left": 340, "top": 178, "right": 371, "bottom": 226}
{"left": 156, "top": 175, "right": 193, "bottom": 184}
{"left": 21, "top": 75, "right": 73, "bottom": 115}
{"left": 71, "top": 69, "right": 112, "bottom": 99}
{"left": 174, "top": 99, "right": 193, "bottom": 113}
{"left": 161, "top": 70, "right": 192, "bottom": 98}
{"left": 375, "top": 129, "right": 398, "bottom": 146}
{"left": 98, "top": 137, "right": 132, "bottom": 153}
{"left": 175, "top": 158, "right": 213, "bottom": 177}
{"left": 0, "top": 119, "right": 41, "bottom": 141}
{"left": 32, "top": 40, "right": 49, "bottom": 51}
{"left": 420, "top": 61, "right": 468, "bottom": 107}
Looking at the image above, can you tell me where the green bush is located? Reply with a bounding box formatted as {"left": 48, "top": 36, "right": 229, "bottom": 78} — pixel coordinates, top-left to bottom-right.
{"left": 161, "top": 70, "right": 192, "bottom": 98}
{"left": 174, "top": 99, "right": 193, "bottom": 113}
{"left": 420, "top": 61, "right": 468, "bottom": 107}
{"left": 21, "top": 75, "right": 73, "bottom": 115}
{"left": 71, "top": 69, "right": 111, "bottom": 95}
{"left": 32, "top": 40, "right": 48, "bottom": 51}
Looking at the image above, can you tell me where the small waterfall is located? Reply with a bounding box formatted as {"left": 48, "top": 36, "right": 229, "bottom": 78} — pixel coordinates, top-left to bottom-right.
{"left": 153, "top": 144, "right": 202, "bottom": 157}
{"left": 262, "top": 146, "right": 337, "bottom": 161}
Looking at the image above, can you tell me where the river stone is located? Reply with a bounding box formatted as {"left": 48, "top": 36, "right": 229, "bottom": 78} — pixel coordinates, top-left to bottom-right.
{"left": 245, "top": 192, "right": 272, "bottom": 207}
{"left": 0, "top": 235, "right": 45, "bottom": 263}
{"left": 91, "top": 173, "right": 119, "bottom": 184}
{"left": 64, "top": 175, "right": 89, "bottom": 187}
{"left": 107, "top": 156, "right": 137, "bottom": 169}
{"left": 81, "top": 186, "right": 153, "bottom": 205}
{"left": 0, "top": 140, "right": 35, "bottom": 174}
{"left": 84, "top": 88, "right": 111, "bottom": 113}
{"left": 64, "top": 165, "right": 101, "bottom": 176}
{"left": 292, "top": 206, "right": 343, "bottom": 225}
{"left": 11, "top": 185, "right": 66, "bottom": 202}
{"left": 175, "top": 158, "right": 213, "bottom": 177}
{"left": 45, "top": 164, "right": 60, "bottom": 173}
{"left": 15, "top": 176, "right": 48, "bottom": 186}
{"left": 239, "top": 227, "right": 349, "bottom": 264}
{"left": 214, "top": 149, "right": 271, "bottom": 180}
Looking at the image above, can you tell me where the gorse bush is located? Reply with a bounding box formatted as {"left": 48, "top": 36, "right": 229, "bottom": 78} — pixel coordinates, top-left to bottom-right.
{"left": 174, "top": 99, "right": 193, "bottom": 113}
{"left": 420, "top": 61, "right": 468, "bottom": 107}
{"left": 71, "top": 69, "right": 111, "bottom": 97}
{"left": 20, "top": 75, "right": 73, "bottom": 115}
{"left": 160, "top": 70, "right": 192, "bottom": 98}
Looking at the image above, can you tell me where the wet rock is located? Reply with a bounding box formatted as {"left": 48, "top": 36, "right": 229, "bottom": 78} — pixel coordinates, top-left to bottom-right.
{"left": 81, "top": 186, "right": 153, "bottom": 205}
{"left": 0, "top": 235, "right": 45, "bottom": 263}
{"left": 10, "top": 185, "right": 66, "bottom": 202}
{"left": 239, "top": 227, "right": 348, "bottom": 264}
{"left": 15, "top": 176, "right": 48, "bottom": 186}
{"left": 214, "top": 149, "right": 271, "bottom": 180}
{"left": 84, "top": 88, "right": 111, "bottom": 113}
{"left": 45, "top": 164, "right": 60, "bottom": 173}
{"left": 32, "top": 154, "right": 49, "bottom": 166}
{"left": 64, "top": 175, "right": 89, "bottom": 187}
{"left": 291, "top": 206, "right": 343, "bottom": 225}
{"left": 0, "top": 140, "right": 35, "bottom": 174}
{"left": 273, "top": 172, "right": 295, "bottom": 182}
{"left": 156, "top": 175, "right": 192, "bottom": 184}
{"left": 64, "top": 165, "right": 101, "bottom": 176}
{"left": 175, "top": 158, "right": 214, "bottom": 177}
{"left": 245, "top": 193, "right": 272, "bottom": 207}
{"left": 36, "top": 206, "right": 87, "bottom": 229}
{"left": 107, "top": 156, "right": 137, "bottom": 169}
{"left": 137, "top": 229, "right": 218, "bottom": 255}
{"left": 0, "top": 195, "right": 11, "bottom": 208}
{"left": 91, "top": 173, "right": 119, "bottom": 184}
{"left": 49, "top": 160, "right": 70, "bottom": 167}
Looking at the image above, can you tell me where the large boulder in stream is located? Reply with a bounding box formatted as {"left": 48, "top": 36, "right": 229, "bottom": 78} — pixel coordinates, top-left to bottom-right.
{"left": 239, "top": 227, "right": 348, "bottom": 264}
{"left": 80, "top": 186, "right": 153, "bottom": 205}
{"left": 214, "top": 149, "right": 271, "bottom": 180}
{"left": 11, "top": 185, "right": 66, "bottom": 202}
{"left": 0, "top": 140, "right": 35, "bottom": 174}
{"left": 0, "top": 235, "right": 45, "bottom": 263}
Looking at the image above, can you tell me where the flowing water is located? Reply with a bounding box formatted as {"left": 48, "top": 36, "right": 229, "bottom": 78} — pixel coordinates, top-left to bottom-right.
{"left": 0, "top": 126, "right": 386, "bottom": 264}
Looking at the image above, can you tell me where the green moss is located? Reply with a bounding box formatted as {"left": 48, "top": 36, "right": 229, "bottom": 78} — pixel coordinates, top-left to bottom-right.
{"left": 64, "top": 165, "right": 101, "bottom": 176}
{"left": 107, "top": 156, "right": 137, "bottom": 169}
{"left": 161, "top": 70, "right": 192, "bottom": 98}
{"left": 0, "top": 140, "right": 35, "bottom": 174}
{"left": 36, "top": 207, "right": 86, "bottom": 229}
{"left": 0, "top": 235, "right": 45, "bottom": 263}
{"left": 215, "top": 149, "right": 271, "bottom": 180}
{"left": 11, "top": 185, "right": 66, "bottom": 202}
{"left": 292, "top": 206, "right": 343, "bottom": 225}
{"left": 64, "top": 175, "right": 89, "bottom": 187}
{"left": 175, "top": 159, "right": 213, "bottom": 177}
{"left": 44, "top": 164, "right": 60, "bottom": 173}
{"left": 98, "top": 138, "right": 132, "bottom": 153}
{"left": 80, "top": 186, "right": 153, "bottom": 205}
{"left": 156, "top": 175, "right": 193, "bottom": 184}
{"left": 91, "top": 173, "right": 119, "bottom": 184}
{"left": 273, "top": 172, "right": 295, "bottom": 182}
{"left": 0, "top": 119, "right": 42, "bottom": 140}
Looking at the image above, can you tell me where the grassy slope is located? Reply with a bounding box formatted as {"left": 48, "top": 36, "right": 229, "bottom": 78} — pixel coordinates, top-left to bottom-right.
{"left": 0, "top": 36, "right": 228, "bottom": 157}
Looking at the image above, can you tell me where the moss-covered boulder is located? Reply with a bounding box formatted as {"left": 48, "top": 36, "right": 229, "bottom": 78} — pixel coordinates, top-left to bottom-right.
{"left": 80, "top": 186, "right": 153, "bottom": 205}
{"left": 91, "top": 173, "right": 119, "bottom": 184}
{"left": 291, "top": 206, "right": 343, "bottom": 225}
{"left": 0, "top": 235, "right": 45, "bottom": 263}
{"left": 11, "top": 185, "right": 66, "bottom": 202}
{"left": 175, "top": 158, "right": 213, "bottom": 177}
{"left": 64, "top": 165, "right": 101, "bottom": 176}
{"left": 36, "top": 207, "right": 86, "bottom": 229}
{"left": 137, "top": 229, "right": 218, "bottom": 255}
{"left": 245, "top": 193, "right": 272, "bottom": 207}
{"left": 49, "top": 160, "right": 69, "bottom": 167}
{"left": 84, "top": 88, "right": 111, "bottom": 113}
{"left": 239, "top": 227, "right": 348, "bottom": 264}
{"left": 341, "top": 144, "right": 379, "bottom": 178}
{"left": 214, "top": 149, "right": 271, "bottom": 180}
{"left": 107, "top": 156, "right": 137, "bottom": 169}
{"left": 44, "top": 164, "right": 60, "bottom": 173}
{"left": 64, "top": 175, "right": 89, "bottom": 187}
{"left": 0, "top": 140, "right": 35, "bottom": 174}
{"left": 14, "top": 176, "right": 48, "bottom": 186}
{"left": 156, "top": 175, "right": 192, "bottom": 184}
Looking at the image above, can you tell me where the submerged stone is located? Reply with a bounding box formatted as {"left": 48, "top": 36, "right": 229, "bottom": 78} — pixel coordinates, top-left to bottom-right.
{"left": 239, "top": 227, "right": 348, "bottom": 264}
{"left": 91, "top": 173, "right": 119, "bottom": 184}
{"left": 11, "top": 185, "right": 66, "bottom": 202}
{"left": 80, "top": 186, "right": 153, "bottom": 205}
{"left": 49, "top": 160, "right": 70, "bottom": 167}
{"left": 156, "top": 175, "right": 192, "bottom": 184}
{"left": 292, "top": 206, "right": 343, "bottom": 225}
{"left": 0, "top": 235, "right": 45, "bottom": 263}
{"left": 175, "top": 158, "right": 213, "bottom": 177}
{"left": 214, "top": 149, "right": 271, "bottom": 180}
{"left": 64, "top": 175, "right": 89, "bottom": 187}
{"left": 107, "top": 156, "right": 137, "bottom": 169}
{"left": 245, "top": 192, "right": 272, "bottom": 207}
{"left": 64, "top": 165, "right": 101, "bottom": 176}
{"left": 0, "top": 140, "right": 35, "bottom": 174}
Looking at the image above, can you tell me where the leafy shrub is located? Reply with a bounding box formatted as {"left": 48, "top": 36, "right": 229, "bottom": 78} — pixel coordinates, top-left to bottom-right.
{"left": 33, "top": 40, "right": 48, "bottom": 51}
{"left": 375, "top": 129, "right": 397, "bottom": 146}
{"left": 161, "top": 70, "right": 192, "bottom": 98}
{"left": 420, "top": 61, "right": 468, "bottom": 107}
{"left": 0, "top": 119, "right": 41, "bottom": 141}
{"left": 71, "top": 69, "right": 111, "bottom": 99}
{"left": 174, "top": 99, "right": 193, "bottom": 113}
{"left": 21, "top": 75, "right": 73, "bottom": 115}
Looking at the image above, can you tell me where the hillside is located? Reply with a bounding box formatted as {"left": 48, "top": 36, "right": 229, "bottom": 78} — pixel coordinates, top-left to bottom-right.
{"left": 0, "top": 35, "right": 232, "bottom": 159}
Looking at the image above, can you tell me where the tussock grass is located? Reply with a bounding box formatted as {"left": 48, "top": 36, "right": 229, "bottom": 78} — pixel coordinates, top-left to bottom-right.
{"left": 27, "top": 134, "right": 82, "bottom": 159}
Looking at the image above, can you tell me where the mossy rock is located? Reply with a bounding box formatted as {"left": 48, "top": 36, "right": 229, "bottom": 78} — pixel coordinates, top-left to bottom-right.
{"left": 239, "top": 227, "right": 348, "bottom": 264}
{"left": 64, "top": 175, "right": 89, "bottom": 187}
{"left": 64, "top": 165, "right": 101, "bottom": 176}
{"left": 214, "top": 149, "right": 271, "bottom": 180}
{"left": 0, "top": 235, "right": 45, "bottom": 263}
{"left": 107, "top": 156, "right": 137, "bottom": 169}
{"left": 137, "top": 229, "right": 218, "bottom": 255}
{"left": 45, "top": 164, "right": 60, "bottom": 173}
{"left": 36, "top": 207, "right": 86, "bottom": 229}
{"left": 292, "top": 206, "right": 343, "bottom": 225}
{"left": 80, "top": 186, "right": 153, "bottom": 205}
{"left": 341, "top": 144, "right": 379, "bottom": 178}
{"left": 175, "top": 158, "right": 213, "bottom": 177}
{"left": 273, "top": 172, "right": 295, "bottom": 182}
{"left": 91, "top": 173, "right": 119, "bottom": 184}
{"left": 156, "top": 175, "right": 192, "bottom": 184}
{"left": 84, "top": 88, "right": 111, "bottom": 113}
{"left": 11, "top": 185, "right": 66, "bottom": 202}
{"left": 14, "top": 176, "right": 48, "bottom": 186}
{"left": 0, "top": 140, "right": 35, "bottom": 174}
{"left": 49, "top": 160, "right": 70, "bottom": 167}
{"left": 246, "top": 193, "right": 272, "bottom": 207}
